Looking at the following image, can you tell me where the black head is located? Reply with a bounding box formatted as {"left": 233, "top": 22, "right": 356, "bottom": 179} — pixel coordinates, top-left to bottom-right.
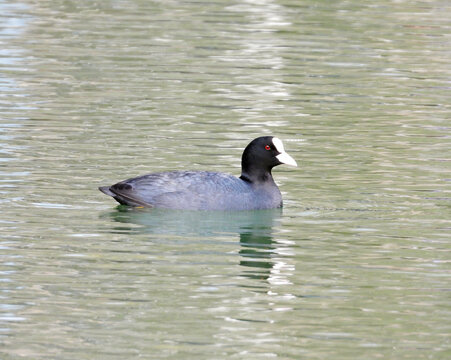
{"left": 240, "top": 136, "right": 297, "bottom": 183}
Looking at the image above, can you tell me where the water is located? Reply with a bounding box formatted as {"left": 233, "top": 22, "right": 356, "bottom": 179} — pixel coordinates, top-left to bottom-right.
{"left": 1, "top": 0, "right": 450, "bottom": 358}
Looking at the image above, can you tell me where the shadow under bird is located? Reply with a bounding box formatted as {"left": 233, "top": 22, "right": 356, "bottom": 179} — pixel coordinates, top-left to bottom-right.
{"left": 99, "top": 136, "right": 297, "bottom": 210}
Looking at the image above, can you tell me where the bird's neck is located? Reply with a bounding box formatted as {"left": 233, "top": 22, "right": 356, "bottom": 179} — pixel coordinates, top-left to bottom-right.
{"left": 240, "top": 167, "right": 275, "bottom": 185}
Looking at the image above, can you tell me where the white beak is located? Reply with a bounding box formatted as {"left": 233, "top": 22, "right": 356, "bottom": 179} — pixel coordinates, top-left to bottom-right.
{"left": 276, "top": 151, "right": 297, "bottom": 167}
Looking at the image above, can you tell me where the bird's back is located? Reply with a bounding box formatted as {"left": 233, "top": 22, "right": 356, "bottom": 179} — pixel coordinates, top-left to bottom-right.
{"left": 102, "top": 170, "right": 282, "bottom": 210}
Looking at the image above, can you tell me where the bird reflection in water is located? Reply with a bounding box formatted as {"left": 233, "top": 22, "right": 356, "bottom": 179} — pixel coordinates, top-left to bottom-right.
{"left": 239, "top": 230, "right": 274, "bottom": 281}
{"left": 104, "top": 207, "right": 292, "bottom": 285}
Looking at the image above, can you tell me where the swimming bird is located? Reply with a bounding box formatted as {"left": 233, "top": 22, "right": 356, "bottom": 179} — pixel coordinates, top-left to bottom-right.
{"left": 99, "top": 136, "right": 297, "bottom": 210}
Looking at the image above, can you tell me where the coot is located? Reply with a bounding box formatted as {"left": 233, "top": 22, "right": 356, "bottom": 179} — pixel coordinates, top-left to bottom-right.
{"left": 99, "top": 136, "right": 297, "bottom": 210}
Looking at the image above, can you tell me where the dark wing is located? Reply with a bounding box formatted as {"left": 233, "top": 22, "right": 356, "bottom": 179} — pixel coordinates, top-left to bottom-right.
{"left": 101, "top": 171, "right": 250, "bottom": 209}
{"left": 99, "top": 184, "right": 154, "bottom": 207}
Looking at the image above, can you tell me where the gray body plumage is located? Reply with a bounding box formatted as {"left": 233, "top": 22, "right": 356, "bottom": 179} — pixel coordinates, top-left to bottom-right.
{"left": 100, "top": 170, "right": 282, "bottom": 210}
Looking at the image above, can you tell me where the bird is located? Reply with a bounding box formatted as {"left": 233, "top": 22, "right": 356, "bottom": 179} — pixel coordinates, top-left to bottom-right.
{"left": 99, "top": 136, "right": 297, "bottom": 211}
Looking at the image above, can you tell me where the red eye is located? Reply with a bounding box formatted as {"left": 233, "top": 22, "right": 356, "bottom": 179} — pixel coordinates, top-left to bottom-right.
{"left": 265, "top": 145, "right": 271, "bottom": 150}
